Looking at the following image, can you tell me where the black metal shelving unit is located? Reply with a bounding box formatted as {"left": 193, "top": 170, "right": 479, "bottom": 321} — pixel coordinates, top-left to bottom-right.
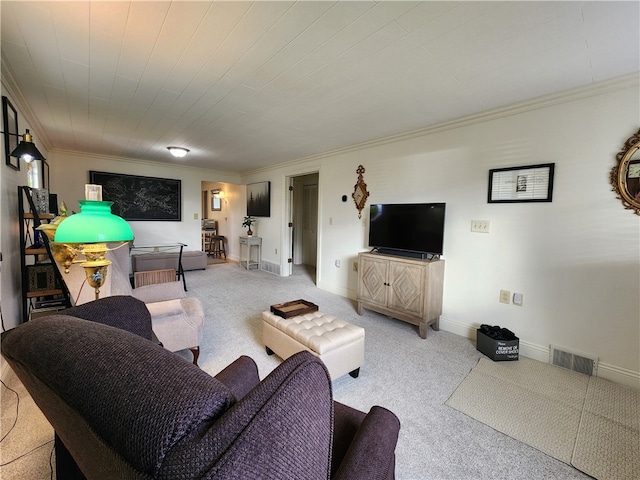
{"left": 18, "top": 186, "right": 71, "bottom": 323}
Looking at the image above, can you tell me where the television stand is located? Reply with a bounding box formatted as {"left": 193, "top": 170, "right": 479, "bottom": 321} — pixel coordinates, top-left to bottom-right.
{"left": 357, "top": 252, "right": 445, "bottom": 338}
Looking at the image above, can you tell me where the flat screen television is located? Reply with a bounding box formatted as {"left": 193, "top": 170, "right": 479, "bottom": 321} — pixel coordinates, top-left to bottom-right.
{"left": 368, "top": 203, "right": 446, "bottom": 258}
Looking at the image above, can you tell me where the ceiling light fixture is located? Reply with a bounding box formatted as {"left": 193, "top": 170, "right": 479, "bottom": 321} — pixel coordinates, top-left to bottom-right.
{"left": 167, "top": 146, "right": 190, "bottom": 158}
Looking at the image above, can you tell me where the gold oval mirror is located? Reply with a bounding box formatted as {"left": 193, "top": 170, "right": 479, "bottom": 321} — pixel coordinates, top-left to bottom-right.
{"left": 610, "top": 129, "right": 640, "bottom": 215}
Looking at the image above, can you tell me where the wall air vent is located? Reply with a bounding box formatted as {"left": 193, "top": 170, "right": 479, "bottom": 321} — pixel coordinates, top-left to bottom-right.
{"left": 261, "top": 260, "right": 280, "bottom": 276}
{"left": 549, "top": 345, "right": 598, "bottom": 376}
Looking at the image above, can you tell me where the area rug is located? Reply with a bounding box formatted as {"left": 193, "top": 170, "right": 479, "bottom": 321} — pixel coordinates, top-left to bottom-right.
{"left": 446, "top": 357, "right": 639, "bottom": 480}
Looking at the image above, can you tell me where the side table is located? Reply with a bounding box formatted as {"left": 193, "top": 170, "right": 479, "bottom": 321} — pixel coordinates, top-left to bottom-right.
{"left": 239, "top": 236, "right": 261, "bottom": 270}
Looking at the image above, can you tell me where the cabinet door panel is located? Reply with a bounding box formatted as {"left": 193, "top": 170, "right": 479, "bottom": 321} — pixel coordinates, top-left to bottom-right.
{"left": 359, "top": 255, "right": 388, "bottom": 307}
{"left": 388, "top": 262, "right": 424, "bottom": 317}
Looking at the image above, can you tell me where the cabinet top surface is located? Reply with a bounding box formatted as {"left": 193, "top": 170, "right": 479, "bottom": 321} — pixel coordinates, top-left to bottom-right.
{"left": 359, "top": 251, "right": 443, "bottom": 263}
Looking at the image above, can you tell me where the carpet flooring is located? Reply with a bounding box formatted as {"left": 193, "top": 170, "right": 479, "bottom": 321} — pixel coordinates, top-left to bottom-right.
{"left": 178, "top": 263, "right": 592, "bottom": 480}
{"left": 1, "top": 262, "right": 600, "bottom": 479}
{"left": 446, "top": 357, "right": 640, "bottom": 480}
{"left": 0, "top": 367, "right": 55, "bottom": 479}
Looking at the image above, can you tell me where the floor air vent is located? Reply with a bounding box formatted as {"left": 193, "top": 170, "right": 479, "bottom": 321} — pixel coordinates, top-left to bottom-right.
{"left": 550, "top": 345, "right": 598, "bottom": 376}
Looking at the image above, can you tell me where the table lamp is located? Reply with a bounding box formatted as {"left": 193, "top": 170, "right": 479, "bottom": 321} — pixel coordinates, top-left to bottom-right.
{"left": 53, "top": 186, "right": 134, "bottom": 299}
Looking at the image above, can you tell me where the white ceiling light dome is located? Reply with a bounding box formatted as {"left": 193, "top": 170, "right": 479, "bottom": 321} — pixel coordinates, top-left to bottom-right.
{"left": 167, "top": 146, "right": 190, "bottom": 158}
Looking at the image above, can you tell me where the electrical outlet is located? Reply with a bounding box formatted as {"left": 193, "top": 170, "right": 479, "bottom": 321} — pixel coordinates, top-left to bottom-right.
{"left": 353, "top": 261, "right": 358, "bottom": 272}
{"left": 193, "top": 213, "right": 198, "bottom": 220}
{"left": 275, "top": 248, "right": 278, "bottom": 255}
{"left": 471, "top": 220, "right": 490, "bottom": 233}
{"left": 500, "top": 290, "right": 511, "bottom": 304}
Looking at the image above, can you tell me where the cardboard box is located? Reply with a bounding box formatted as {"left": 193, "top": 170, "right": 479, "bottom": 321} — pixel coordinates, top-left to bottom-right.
{"left": 476, "top": 329, "right": 519, "bottom": 361}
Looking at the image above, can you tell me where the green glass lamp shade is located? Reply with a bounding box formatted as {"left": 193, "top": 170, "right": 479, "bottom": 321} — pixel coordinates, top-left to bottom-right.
{"left": 54, "top": 200, "right": 134, "bottom": 243}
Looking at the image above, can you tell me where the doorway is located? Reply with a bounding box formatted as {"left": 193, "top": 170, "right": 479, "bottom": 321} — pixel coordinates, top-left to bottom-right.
{"left": 288, "top": 173, "right": 319, "bottom": 282}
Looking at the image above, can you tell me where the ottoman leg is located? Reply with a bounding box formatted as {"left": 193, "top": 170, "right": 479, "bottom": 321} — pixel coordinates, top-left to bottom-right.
{"left": 266, "top": 346, "right": 275, "bottom": 355}
{"left": 348, "top": 368, "right": 360, "bottom": 378}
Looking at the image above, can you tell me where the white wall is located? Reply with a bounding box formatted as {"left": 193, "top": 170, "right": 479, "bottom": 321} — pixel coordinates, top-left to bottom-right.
{"left": 48, "top": 152, "right": 241, "bottom": 251}
{"left": 0, "top": 87, "right": 51, "bottom": 331}
{"left": 2, "top": 77, "right": 638, "bottom": 387}
{"left": 243, "top": 77, "right": 640, "bottom": 388}
{"left": 0, "top": 142, "right": 241, "bottom": 329}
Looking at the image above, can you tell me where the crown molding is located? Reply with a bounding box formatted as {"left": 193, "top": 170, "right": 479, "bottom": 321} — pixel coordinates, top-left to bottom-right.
{"left": 1, "top": 58, "right": 52, "bottom": 152}
{"left": 241, "top": 73, "right": 640, "bottom": 176}
{"left": 53, "top": 149, "right": 242, "bottom": 183}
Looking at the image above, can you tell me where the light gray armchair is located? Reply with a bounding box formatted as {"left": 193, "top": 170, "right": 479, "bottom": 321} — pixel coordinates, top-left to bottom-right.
{"left": 54, "top": 242, "right": 204, "bottom": 365}
{"left": 108, "top": 244, "right": 204, "bottom": 364}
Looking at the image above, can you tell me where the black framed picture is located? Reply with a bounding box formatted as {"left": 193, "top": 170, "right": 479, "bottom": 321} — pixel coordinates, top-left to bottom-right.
{"left": 2, "top": 96, "right": 19, "bottom": 170}
{"left": 89, "top": 171, "right": 181, "bottom": 221}
{"left": 247, "top": 181, "right": 270, "bottom": 217}
{"left": 488, "top": 163, "right": 555, "bottom": 203}
{"left": 27, "top": 264, "right": 59, "bottom": 292}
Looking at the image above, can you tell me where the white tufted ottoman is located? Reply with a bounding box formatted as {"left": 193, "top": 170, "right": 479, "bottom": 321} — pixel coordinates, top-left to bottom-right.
{"left": 262, "top": 310, "right": 365, "bottom": 380}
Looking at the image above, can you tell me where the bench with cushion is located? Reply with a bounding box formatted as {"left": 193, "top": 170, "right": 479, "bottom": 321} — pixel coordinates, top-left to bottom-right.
{"left": 262, "top": 310, "right": 365, "bottom": 380}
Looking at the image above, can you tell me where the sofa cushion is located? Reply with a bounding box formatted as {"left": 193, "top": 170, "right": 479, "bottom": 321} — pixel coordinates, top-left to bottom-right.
{"left": 1, "top": 316, "right": 234, "bottom": 477}
{"left": 159, "top": 351, "right": 334, "bottom": 479}
{"left": 63, "top": 295, "right": 153, "bottom": 340}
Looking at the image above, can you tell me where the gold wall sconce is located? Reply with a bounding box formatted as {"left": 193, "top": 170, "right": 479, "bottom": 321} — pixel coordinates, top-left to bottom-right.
{"left": 352, "top": 165, "right": 370, "bottom": 219}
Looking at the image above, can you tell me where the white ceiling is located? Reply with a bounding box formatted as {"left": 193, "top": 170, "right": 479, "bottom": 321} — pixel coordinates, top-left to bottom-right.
{"left": 1, "top": 1, "right": 638, "bottom": 173}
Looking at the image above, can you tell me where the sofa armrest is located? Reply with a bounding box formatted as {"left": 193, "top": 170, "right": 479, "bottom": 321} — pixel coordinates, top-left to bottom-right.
{"left": 332, "top": 405, "right": 400, "bottom": 480}
{"left": 132, "top": 281, "right": 185, "bottom": 303}
{"left": 214, "top": 355, "right": 260, "bottom": 402}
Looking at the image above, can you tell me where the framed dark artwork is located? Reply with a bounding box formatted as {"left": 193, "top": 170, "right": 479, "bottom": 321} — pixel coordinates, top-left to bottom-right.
{"left": 488, "top": 163, "right": 555, "bottom": 203}
{"left": 2, "top": 95, "right": 19, "bottom": 170}
{"left": 247, "top": 181, "right": 270, "bottom": 217}
{"left": 89, "top": 171, "right": 181, "bottom": 221}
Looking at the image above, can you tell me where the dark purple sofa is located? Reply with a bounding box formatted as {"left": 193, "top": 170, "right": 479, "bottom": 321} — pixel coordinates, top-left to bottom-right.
{"left": 1, "top": 296, "right": 400, "bottom": 479}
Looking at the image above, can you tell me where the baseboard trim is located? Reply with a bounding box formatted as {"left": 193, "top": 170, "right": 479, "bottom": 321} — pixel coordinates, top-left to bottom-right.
{"left": 439, "top": 317, "right": 639, "bottom": 390}
{"left": 317, "top": 280, "right": 354, "bottom": 300}
{"left": 597, "top": 363, "right": 640, "bottom": 389}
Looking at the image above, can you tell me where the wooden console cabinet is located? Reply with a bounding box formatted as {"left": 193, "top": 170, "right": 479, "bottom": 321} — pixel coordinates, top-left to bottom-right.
{"left": 357, "top": 252, "right": 444, "bottom": 338}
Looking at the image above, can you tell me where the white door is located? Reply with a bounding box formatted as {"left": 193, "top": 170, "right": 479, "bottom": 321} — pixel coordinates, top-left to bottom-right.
{"left": 286, "top": 179, "right": 294, "bottom": 276}
{"left": 302, "top": 183, "right": 318, "bottom": 267}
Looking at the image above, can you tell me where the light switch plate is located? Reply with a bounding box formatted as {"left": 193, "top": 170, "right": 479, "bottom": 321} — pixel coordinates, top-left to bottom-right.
{"left": 513, "top": 293, "right": 523, "bottom": 306}
{"left": 471, "top": 220, "right": 490, "bottom": 233}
